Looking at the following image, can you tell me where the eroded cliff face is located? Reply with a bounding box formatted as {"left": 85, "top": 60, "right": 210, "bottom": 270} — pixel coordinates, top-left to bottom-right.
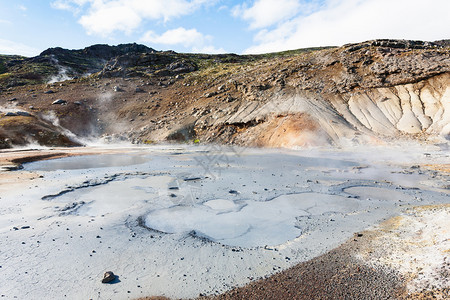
{"left": 332, "top": 74, "right": 450, "bottom": 138}
{"left": 0, "top": 39, "right": 449, "bottom": 148}
{"left": 212, "top": 73, "right": 450, "bottom": 148}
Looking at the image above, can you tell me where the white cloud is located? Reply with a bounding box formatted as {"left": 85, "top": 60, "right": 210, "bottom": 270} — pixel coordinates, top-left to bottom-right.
{"left": 79, "top": 4, "right": 142, "bottom": 36}
{"left": 140, "top": 27, "right": 225, "bottom": 53}
{"left": 52, "top": 0, "right": 211, "bottom": 37}
{"left": 192, "top": 45, "right": 226, "bottom": 54}
{"left": 51, "top": 1, "right": 77, "bottom": 11}
{"left": 241, "top": 0, "right": 450, "bottom": 54}
{"left": 233, "top": 0, "right": 303, "bottom": 29}
{"left": 18, "top": 5, "right": 27, "bottom": 11}
{"left": 140, "top": 27, "right": 208, "bottom": 47}
{"left": 0, "top": 39, "right": 40, "bottom": 57}
{"left": 51, "top": 0, "right": 90, "bottom": 13}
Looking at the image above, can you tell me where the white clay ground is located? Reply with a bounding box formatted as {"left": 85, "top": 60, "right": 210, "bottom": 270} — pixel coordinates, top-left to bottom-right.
{"left": 0, "top": 144, "right": 449, "bottom": 299}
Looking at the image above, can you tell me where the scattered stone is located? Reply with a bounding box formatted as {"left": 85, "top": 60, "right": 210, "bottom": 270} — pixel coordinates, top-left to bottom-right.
{"left": 74, "top": 101, "right": 82, "bottom": 105}
{"left": 229, "top": 190, "right": 239, "bottom": 194}
{"left": 101, "top": 271, "right": 116, "bottom": 283}
{"left": 204, "top": 91, "right": 217, "bottom": 98}
{"left": 113, "top": 86, "right": 123, "bottom": 92}
{"left": 183, "top": 177, "right": 201, "bottom": 181}
{"left": 52, "top": 99, "right": 67, "bottom": 105}
{"left": 135, "top": 87, "right": 144, "bottom": 93}
{"left": 168, "top": 60, "right": 196, "bottom": 73}
{"left": 7, "top": 97, "right": 17, "bottom": 101}
{"left": 16, "top": 111, "right": 31, "bottom": 117}
{"left": 4, "top": 112, "right": 17, "bottom": 117}
{"left": 44, "top": 90, "right": 55, "bottom": 94}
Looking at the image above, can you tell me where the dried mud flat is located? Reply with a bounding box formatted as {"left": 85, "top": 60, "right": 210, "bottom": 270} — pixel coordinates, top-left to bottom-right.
{"left": 199, "top": 205, "right": 450, "bottom": 300}
{"left": 139, "top": 206, "right": 450, "bottom": 300}
{"left": 0, "top": 144, "right": 449, "bottom": 299}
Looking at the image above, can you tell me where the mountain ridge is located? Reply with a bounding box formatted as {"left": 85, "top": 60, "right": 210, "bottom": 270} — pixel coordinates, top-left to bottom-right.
{"left": 0, "top": 39, "right": 449, "bottom": 149}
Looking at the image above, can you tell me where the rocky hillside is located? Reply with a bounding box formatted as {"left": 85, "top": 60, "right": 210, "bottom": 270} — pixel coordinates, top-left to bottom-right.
{"left": 0, "top": 39, "right": 449, "bottom": 149}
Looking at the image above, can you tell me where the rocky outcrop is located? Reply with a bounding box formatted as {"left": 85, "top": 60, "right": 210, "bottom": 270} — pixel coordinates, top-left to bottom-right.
{"left": 0, "top": 113, "right": 81, "bottom": 149}
{"left": 180, "top": 40, "right": 450, "bottom": 147}
{"left": 189, "top": 74, "right": 449, "bottom": 147}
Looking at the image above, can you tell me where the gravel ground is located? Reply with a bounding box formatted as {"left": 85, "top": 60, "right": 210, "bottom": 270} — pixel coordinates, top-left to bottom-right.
{"left": 200, "top": 231, "right": 407, "bottom": 300}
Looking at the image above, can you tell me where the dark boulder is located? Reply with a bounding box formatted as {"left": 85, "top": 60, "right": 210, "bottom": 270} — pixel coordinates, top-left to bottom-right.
{"left": 52, "top": 99, "right": 67, "bottom": 105}
{"left": 101, "top": 271, "right": 116, "bottom": 283}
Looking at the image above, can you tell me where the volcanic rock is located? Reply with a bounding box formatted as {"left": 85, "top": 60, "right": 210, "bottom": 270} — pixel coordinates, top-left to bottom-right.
{"left": 101, "top": 271, "right": 116, "bottom": 283}
{"left": 113, "top": 86, "right": 123, "bottom": 92}
{"left": 52, "top": 99, "right": 67, "bottom": 105}
{"left": 15, "top": 111, "right": 31, "bottom": 117}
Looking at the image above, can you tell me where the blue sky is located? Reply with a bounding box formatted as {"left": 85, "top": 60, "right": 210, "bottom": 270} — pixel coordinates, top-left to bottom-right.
{"left": 1, "top": 0, "right": 449, "bottom": 57}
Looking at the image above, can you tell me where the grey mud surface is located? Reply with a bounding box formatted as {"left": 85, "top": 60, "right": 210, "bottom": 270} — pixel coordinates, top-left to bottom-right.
{"left": 0, "top": 144, "right": 449, "bottom": 299}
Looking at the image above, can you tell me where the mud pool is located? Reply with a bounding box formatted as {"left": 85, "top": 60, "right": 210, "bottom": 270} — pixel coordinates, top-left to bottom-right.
{"left": 0, "top": 144, "right": 449, "bottom": 299}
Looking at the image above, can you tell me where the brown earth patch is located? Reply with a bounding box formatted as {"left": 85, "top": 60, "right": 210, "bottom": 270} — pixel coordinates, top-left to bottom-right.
{"left": 423, "top": 164, "right": 450, "bottom": 173}
{"left": 255, "top": 113, "right": 328, "bottom": 148}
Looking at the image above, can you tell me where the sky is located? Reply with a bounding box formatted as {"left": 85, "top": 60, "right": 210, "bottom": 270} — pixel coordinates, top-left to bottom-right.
{"left": 0, "top": 0, "right": 449, "bottom": 57}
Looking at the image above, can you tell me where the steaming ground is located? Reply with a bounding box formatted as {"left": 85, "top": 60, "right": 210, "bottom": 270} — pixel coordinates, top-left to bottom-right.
{"left": 0, "top": 144, "right": 449, "bottom": 299}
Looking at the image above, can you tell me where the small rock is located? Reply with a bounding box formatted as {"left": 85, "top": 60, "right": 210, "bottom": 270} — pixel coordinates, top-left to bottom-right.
{"left": 7, "top": 97, "right": 17, "bottom": 101}
{"left": 101, "top": 271, "right": 116, "bottom": 283}
{"left": 44, "top": 90, "right": 55, "bottom": 94}
{"left": 204, "top": 91, "right": 217, "bottom": 98}
{"left": 4, "top": 112, "right": 17, "bottom": 117}
{"left": 16, "top": 111, "right": 31, "bottom": 117}
{"left": 183, "top": 177, "right": 201, "bottom": 181}
{"left": 52, "top": 99, "right": 67, "bottom": 105}
{"left": 113, "top": 86, "right": 123, "bottom": 92}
